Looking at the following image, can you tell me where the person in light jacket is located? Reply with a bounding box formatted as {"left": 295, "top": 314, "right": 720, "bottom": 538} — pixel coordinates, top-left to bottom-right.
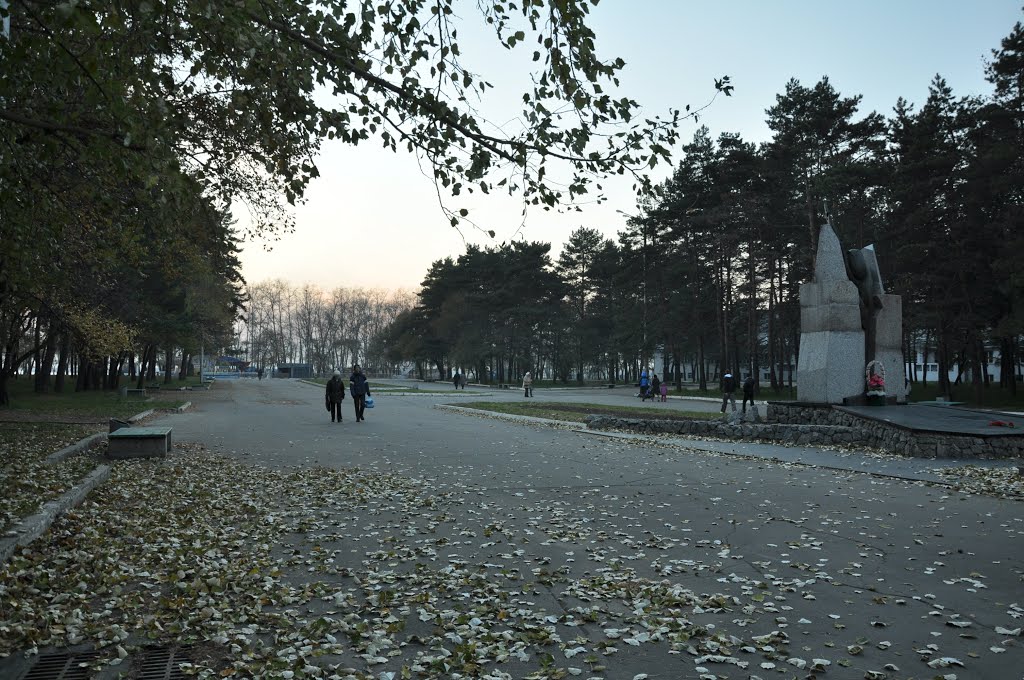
{"left": 523, "top": 371, "right": 533, "bottom": 398}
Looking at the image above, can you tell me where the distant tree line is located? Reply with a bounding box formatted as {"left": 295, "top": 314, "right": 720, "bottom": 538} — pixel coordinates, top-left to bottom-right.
{"left": 383, "top": 16, "right": 1024, "bottom": 396}
{"left": 238, "top": 282, "right": 415, "bottom": 377}
{"left": 0, "top": 177, "right": 245, "bottom": 405}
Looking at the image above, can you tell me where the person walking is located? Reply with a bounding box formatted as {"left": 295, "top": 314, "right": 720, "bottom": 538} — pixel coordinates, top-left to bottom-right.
{"left": 720, "top": 372, "right": 737, "bottom": 413}
{"left": 325, "top": 370, "right": 345, "bottom": 423}
{"left": 453, "top": 372, "right": 462, "bottom": 390}
{"left": 659, "top": 378, "right": 668, "bottom": 402}
{"left": 349, "top": 364, "right": 371, "bottom": 422}
{"left": 522, "top": 371, "right": 533, "bottom": 398}
{"left": 638, "top": 369, "right": 649, "bottom": 400}
{"left": 650, "top": 374, "right": 661, "bottom": 403}
{"left": 742, "top": 374, "right": 757, "bottom": 414}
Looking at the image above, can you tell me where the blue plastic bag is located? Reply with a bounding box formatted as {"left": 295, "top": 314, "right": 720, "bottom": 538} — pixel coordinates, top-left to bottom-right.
{"left": 364, "top": 396, "right": 375, "bottom": 409}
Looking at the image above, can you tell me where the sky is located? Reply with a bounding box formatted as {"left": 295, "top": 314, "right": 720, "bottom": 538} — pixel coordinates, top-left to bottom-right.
{"left": 237, "top": 1, "right": 1023, "bottom": 293}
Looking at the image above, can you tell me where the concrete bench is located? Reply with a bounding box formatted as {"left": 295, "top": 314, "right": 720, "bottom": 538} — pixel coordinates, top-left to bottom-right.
{"left": 607, "top": 384, "right": 616, "bottom": 389}
{"left": 108, "top": 426, "right": 172, "bottom": 459}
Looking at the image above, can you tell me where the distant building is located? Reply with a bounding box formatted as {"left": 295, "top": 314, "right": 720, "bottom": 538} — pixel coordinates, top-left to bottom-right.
{"left": 907, "top": 348, "right": 1022, "bottom": 383}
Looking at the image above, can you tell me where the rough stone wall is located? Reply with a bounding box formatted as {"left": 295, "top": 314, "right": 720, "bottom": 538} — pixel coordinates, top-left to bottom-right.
{"left": 754, "top": 403, "right": 1024, "bottom": 459}
{"left": 584, "top": 416, "right": 862, "bottom": 448}
{"left": 586, "top": 406, "right": 1024, "bottom": 459}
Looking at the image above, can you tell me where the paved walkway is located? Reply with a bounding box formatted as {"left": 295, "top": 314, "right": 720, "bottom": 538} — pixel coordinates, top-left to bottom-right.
{"left": 437, "top": 404, "right": 1022, "bottom": 484}
{"left": 5, "top": 378, "right": 1021, "bottom": 680}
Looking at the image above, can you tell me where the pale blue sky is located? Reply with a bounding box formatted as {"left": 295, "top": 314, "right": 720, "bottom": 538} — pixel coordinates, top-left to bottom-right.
{"left": 238, "top": 1, "right": 1022, "bottom": 291}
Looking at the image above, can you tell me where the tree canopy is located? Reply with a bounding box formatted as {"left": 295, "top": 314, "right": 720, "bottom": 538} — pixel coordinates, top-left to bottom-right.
{"left": 0, "top": 0, "right": 729, "bottom": 405}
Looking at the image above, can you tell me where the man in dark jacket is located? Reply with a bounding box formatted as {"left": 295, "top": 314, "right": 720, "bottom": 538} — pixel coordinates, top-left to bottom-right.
{"left": 325, "top": 370, "right": 345, "bottom": 422}
{"left": 742, "top": 375, "right": 757, "bottom": 414}
{"left": 720, "top": 372, "right": 737, "bottom": 413}
{"left": 349, "top": 364, "right": 371, "bottom": 422}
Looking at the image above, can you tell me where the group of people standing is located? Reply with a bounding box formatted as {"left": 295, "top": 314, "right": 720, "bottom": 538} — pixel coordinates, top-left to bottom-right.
{"left": 638, "top": 370, "right": 668, "bottom": 402}
{"left": 325, "top": 365, "right": 371, "bottom": 423}
{"left": 637, "top": 368, "right": 758, "bottom": 414}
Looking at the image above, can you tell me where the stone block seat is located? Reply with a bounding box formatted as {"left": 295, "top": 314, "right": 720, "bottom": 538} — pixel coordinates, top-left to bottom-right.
{"left": 107, "top": 426, "right": 173, "bottom": 459}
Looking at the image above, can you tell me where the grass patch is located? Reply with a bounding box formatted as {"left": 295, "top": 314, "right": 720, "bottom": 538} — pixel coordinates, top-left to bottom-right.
{"left": 2, "top": 378, "right": 188, "bottom": 418}
{"left": 455, "top": 401, "right": 715, "bottom": 423}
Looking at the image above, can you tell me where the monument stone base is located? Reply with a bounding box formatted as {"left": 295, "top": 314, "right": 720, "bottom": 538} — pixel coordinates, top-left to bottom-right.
{"left": 797, "top": 331, "right": 865, "bottom": 404}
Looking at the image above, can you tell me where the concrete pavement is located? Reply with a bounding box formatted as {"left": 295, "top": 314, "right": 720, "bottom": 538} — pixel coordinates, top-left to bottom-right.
{"left": 4, "top": 378, "right": 1021, "bottom": 679}
{"left": 137, "top": 378, "right": 1024, "bottom": 679}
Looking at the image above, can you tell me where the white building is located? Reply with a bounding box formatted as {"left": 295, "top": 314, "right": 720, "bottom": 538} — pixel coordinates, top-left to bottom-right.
{"left": 907, "top": 348, "right": 1022, "bottom": 383}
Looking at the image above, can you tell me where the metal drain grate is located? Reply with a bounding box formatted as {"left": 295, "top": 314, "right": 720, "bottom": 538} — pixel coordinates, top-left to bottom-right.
{"left": 22, "top": 651, "right": 99, "bottom": 680}
{"left": 137, "top": 646, "right": 192, "bottom": 680}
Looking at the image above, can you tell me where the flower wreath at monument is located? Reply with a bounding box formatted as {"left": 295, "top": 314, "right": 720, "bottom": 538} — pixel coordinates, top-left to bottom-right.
{"left": 865, "top": 360, "right": 886, "bottom": 397}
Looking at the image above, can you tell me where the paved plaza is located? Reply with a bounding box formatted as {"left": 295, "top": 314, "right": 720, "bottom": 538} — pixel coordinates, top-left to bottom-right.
{"left": 2, "top": 378, "right": 1022, "bottom": 679}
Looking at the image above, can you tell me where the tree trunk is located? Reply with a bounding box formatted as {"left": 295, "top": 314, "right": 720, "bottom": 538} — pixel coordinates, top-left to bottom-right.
{"left": 922, "top": 331, "right": 931, "bottom": 387}
{"left": 0, "top": 338, "right": 16, "bottom": 407}
{"left": 105, "top": 356, "right": 117, "bottom": 390}
{"left": 768, "top": 263, "right": 778, "bottom": 391}
{"left": 716, "top": 257, "right": 729, "bottom": 378}
{"left": 806, "top": 173, "right": 817, "bottom": 270}
{"left": 937, "top": 330, "right": 951, "bottom": 397}
{"left": 89, "top": 361, "right": 99, "bottom": 390}
{"left": 137, "top": 345, "right": 153, "bottom": 390}
{"left": 35, "top": 325, "right": 57, "bottom": 393}
{"left": 971, "top": 336, "right": 985, "bottom": 403}
{"left": 165, "top": 346, "right": 174, "bottom": 384}
{"left": 31, "top": 314, "right": 43, "bottom": 391}
{"left": 697, "top": 334, "right": 707, "bottom": 392}
{"left": 1001, "top": 336, "right": 1017, "bottom": 396}
{"left": 54, "top": 334, "right": 70, "bottom": 393}
{"left": 75, "top": 357, "right": 87, "bottom": 392}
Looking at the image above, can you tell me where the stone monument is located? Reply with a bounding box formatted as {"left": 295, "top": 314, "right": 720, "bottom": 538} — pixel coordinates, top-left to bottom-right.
{"left": 797, "top": 223, "right": 906, "bottom": 404}
{"left": 796, "top": 224, "right": 865, "bottom": 403}
{"left": 846, "top": 244, "right": 906, "bottom": 403}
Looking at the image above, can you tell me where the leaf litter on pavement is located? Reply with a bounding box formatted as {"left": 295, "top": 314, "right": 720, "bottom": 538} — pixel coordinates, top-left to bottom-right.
{"left": 0, "top": 423, "right": 99, "bottom": 533}
{"left": 0, "top": 432, "right": 1021, "bottom": 679}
